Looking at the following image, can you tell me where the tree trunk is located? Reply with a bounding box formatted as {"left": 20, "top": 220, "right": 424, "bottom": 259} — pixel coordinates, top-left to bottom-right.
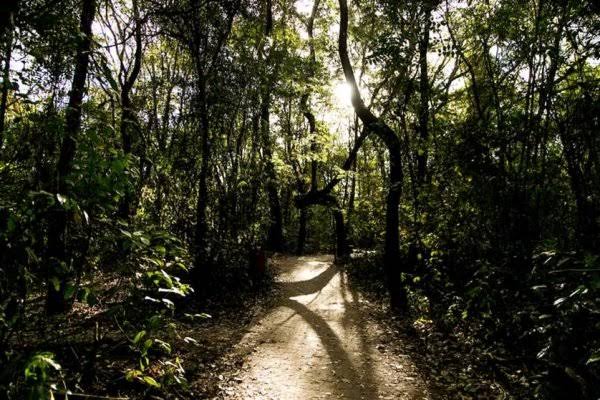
{"left": 117, "top": 0, "right": 143, "bottom": 219}
{"left": 46, "top": 0, "right": 96, "bottom": 314}
{"left": 194, "top": 72, "right": 210, "bottom": 276}
{"left": 559, "top": 123, "right": 599, "bottom": 251}
{"left": 347, "top": 118, "right": 359, "bottom": 220}
{"left": 337, "top": 0, "right": 407, "bottom": 311}
{"left": 295, "top": 0, "right": 322, "bottom": 248}
{"left": 0, "top": 0, "right": 18, "bottom": 36}
{"left": 261, "top": 93, "right": 284, "bottom": 252}
{"left": 416, "top": 1, "right": 431, "bottom": 186}
{"left": 297, "top": 207, "right": 308, "bottom": 255}
{"left": 333, "top": 208, "right": 348, "bottom": 261}
{"left": 0, "top": 12, "right": 13, "bottom": 148}
{"left": 303, "top": 0, "right": 320, "bottom": 191}
{"left": 385, "top": 152, "right": 405, "bottom": 309}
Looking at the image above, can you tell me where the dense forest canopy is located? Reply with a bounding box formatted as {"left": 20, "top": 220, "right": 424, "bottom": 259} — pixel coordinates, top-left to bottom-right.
{"left": 0, "top": 0, "right": 599, "bottom": 398}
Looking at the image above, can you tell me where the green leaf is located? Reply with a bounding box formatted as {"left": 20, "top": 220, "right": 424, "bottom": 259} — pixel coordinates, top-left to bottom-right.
{"left": 537, "top": 344, "right": 550, "bottom": 359}
{"left": 183, "top": 336, "right": 199, "bottom": 346}
{"left": 142, "top": 376, "right": 161, "bottom": 388}
{"left": 119, "top": 229, "right": 133, "bottom": 238}
{"left": 41, "top": 355, "right": 61, "bottom": 371}
{"left": 161, "top": 298, "right": 175, "bottom": 309}
{"left": 160, "top": 270, "right": 173, "bottom": 288}
{"left": 154, "top": 245, "right": 166, "bottom": 255}
{"left": 587, "top": 352, "right": 600, "bottom": 365}
{"left": 142, "top": 339, "right": 154, "bottom": 352}
{"left": 63, "top": 285, "right": 76, "bottom": 300}
{"left": 125, "top": 369, "right": 142, "bottom": 382}
{"left": 154, "top": 339, "right": 172, "bottom": 354}
{"left": 184, "top": 313, "right": 212, "bottom": 320}
{"left": 553, "top": 297, "right": 567, "bottom": 307}
{"left": 56, "top": 193, "right": 67, "bottom": 205}
{"left": 86, "top": 292, "right": 98, "bottom": 306}
{"left": 50, "top": 277, "right": 61, "bottom": 292}
{"left": 132, "top": 330, "right": 146, "bottom": 344}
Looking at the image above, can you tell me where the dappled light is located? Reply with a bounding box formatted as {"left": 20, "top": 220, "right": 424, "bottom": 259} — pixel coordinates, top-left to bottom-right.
{"left": 226, "top": 255, "right": 428, "bottom": 399}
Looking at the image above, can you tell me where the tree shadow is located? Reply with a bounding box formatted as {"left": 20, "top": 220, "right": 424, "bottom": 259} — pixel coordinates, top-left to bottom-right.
{"left": 339, "top": 270, "right": 378, "bottom": 397}
{"left": 255, "top": 257, "right": 381, "bottom": 398}
{"left": 280, "top": 297, "right": 370, "bottom": 399}
{"left": 277, "top": 261, "right": 339, "bottom": 297}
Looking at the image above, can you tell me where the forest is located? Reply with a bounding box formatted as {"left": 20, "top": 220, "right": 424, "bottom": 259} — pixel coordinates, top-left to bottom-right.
{"left": 0, "top": 0, "right": 599, "bottom": 398}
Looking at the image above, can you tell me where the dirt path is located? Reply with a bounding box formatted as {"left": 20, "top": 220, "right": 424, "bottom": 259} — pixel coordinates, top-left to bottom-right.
{"left": 223, "top": 255, "right": 432, "bottom": 400}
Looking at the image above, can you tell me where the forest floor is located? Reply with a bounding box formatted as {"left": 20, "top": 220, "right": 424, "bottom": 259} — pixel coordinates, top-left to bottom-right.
{"left": 9, "top": 254, "right": 511, "bottom": 399}
{"left": 193, "top": 254, "right": 510, "bottom": 400}
{"left": 216, "top": 254, "right": 430, "bottom": 400}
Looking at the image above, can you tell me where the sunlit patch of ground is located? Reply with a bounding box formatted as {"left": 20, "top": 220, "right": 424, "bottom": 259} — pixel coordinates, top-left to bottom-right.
{"left": 221, "top": 254, "right": 431, "bottom": 400}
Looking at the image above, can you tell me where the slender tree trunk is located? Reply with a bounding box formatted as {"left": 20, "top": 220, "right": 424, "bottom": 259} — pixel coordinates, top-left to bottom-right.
{"left": 194, "top": 72, "right": 211, "bottom": 275}
{"left": 0, "top": 0, "right": 18, "bottom": 35}
{"left": 347, "top": 119, "right": 358, "bottom": 221}
{"left": 408, "top": 1, "right": 433, "bottom": 270}
{"left": 292, "top": 0, "right": 322, "bottom": 252}
{"left": 559, "top": 123, "right": 599, "bottom": 250}
{"left": 260, "top": 92, "right": 284, "bottom": 251}
{"left": 186, "top": 0, "right": 240, "bottom": 279}
{"left": 117, "top": 0, "right": 143, "bottom": 219}
{"left": 306, "top": 1, "right": 320, "bottom": 193}
{"left": 255, "top": 3, "right": 285, "bottom": 252}
{"left": 385, "top": 152, "right": 404, "bottom": 307}
{"left": 337, "top": 0, "right": 407, "bottom": 310}
{"left": 297, "top": 207, "right": 308, "bottom": 255}
{"left": 0, "top": 4, "right": 15, "bottom": 149}
{"left": 308, "top": 112, "right": 318, "bottom": 191}
{"left": 46, "top": 0, "right": 96, "bottom": 314}
{"left": 416, "top": 1, "right": 431, "bottom": 186}
{"left": 333, "top": 208, "right": 348, "bottom": 261}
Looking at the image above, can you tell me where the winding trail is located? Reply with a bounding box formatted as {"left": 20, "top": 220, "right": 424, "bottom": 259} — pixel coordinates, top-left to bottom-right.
{"left": 224, "top": 255, "right": 432, "bottom": 400}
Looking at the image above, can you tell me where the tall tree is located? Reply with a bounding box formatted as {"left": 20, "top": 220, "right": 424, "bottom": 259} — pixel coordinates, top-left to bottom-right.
{"left": 0, "top": 0, "right": 18, "bottom": 147}
{"left": 117, "top": 0, "right": 144, "bottom": 218}
{"left": 46, "top": 0, "right": 97, "bottom": 314}
{"left": 338, "top": 0, "right": 407, "bottom": 310}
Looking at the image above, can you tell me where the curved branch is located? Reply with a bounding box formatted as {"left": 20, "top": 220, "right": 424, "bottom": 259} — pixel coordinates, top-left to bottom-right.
{"left": 337, "top": 0, "right": 402, "bottom": 156}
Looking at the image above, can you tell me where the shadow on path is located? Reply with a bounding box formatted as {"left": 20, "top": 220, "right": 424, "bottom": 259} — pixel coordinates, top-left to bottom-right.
{"left": 227, "top": 255, "right": 429, "bottom": 399}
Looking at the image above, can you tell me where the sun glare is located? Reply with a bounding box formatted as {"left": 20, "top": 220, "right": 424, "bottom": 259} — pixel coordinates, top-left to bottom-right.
{"left": 295, "top": 0, "right": 313, "bottom": 15}
{"left": 332, "top": 81, "right": 353, "bottom": 107}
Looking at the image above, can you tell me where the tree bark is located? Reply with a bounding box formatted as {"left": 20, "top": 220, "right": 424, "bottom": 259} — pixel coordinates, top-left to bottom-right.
{"left": 297, "top": 207, "right": 308, "bottom": 255}
{"left": 416, "top": 1, "right": 432, "bottom": 186}
{"left": 118, "top": 0, "right": 143, "bottom": 219}
{"left": 187, "top": 0, "right": 241, "bottom": 281}
{"left": 0, "top": 4, "right": 14, "bottom": 148}
{"left": 333, "top": 208, "right": 348, "bottom": 261}
{"left": 302, "top": 0, "right": 321, "bottom": 192}
{"left": 256, "top": 3, "right": 285, "bottom": 252}
{"left": 265, "top": 0, "right": 273, "bottom": 36}
{"left": 559, "top": 121, "right": 599, "bottom": 251}
{"left": 346, "top": 118, "right": 359, "bottom": 220}
{"left": 338, "top": 0, "right": 407, "bottom": 310}
{"left": 261, "top": 92, "right": 284, "bottom": 252}
{"left": 193, "top": 71, "right": 210, "bottom": 274}
{"left": 0, "top": 0, "right": 18, "bottom": 39}
{"left": 0, "top": 25, "right": 13, "bottom": 151}
{"left": 46, "top": 0, "right": 96, "bottom": 314}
